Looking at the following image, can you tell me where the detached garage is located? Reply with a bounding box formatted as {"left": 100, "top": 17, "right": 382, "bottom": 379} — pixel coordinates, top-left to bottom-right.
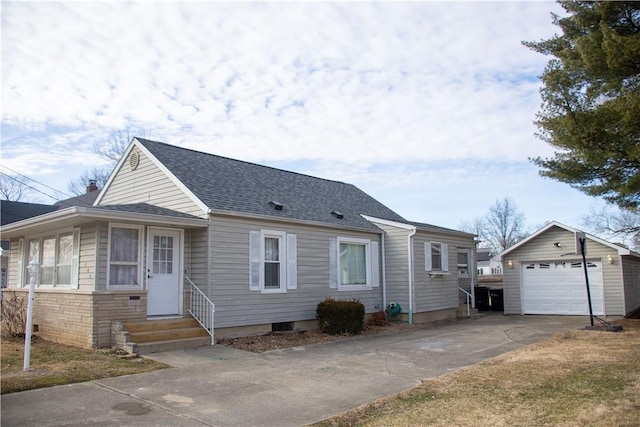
{"left": 499, "top": 222, "right": 640, "bottom": 317}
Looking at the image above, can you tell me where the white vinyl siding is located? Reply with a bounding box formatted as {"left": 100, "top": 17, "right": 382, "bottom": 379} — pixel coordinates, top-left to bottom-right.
{"left": 98, "top": 148, "right": 206, "bottom": 218}
{"left": 211, "top": 216, "right": 382, "bottom": 328}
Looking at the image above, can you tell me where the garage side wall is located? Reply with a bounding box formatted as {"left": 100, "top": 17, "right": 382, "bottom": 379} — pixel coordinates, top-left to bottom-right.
{"left": 502, "top": 226, "right": 625, "bottom": 315}
{"left": 621, "top": 256, "right": 640, "bottom": 316}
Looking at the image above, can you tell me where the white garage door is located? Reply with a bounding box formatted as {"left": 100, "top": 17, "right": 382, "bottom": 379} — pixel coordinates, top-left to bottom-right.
{"left": 522, "top": 260, "right": 604, "bottom": 315}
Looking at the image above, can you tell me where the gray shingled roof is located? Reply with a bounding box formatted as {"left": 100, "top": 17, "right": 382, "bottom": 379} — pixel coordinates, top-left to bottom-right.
{"left": 54, "top": 191, "right": 100, "bottom": 208}
{"left": 410, "top": 220, "right": 476, "bottom": 237}
{"left": 93, "top": 203, "right": 206, "bottom": 220}
{"left": 137, "top": 138, "right": 406, "bottom": 231}
{"left": 1, "top": 200, "right": 59, "bottom": 226}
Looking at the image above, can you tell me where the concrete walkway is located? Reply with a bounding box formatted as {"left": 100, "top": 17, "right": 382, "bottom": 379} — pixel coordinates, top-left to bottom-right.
{"left": 1, "top": 314, "right": 591, "bottom": 426}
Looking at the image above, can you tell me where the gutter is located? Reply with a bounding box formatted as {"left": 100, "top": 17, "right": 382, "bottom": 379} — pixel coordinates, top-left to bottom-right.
{"left": 407, "top": 226, "right": 417, "bottom": 324}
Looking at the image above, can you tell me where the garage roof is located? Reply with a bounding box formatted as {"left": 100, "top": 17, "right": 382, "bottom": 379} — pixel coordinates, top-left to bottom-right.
{"left": 497, "top": 221, "right": 639, "bottom": 259}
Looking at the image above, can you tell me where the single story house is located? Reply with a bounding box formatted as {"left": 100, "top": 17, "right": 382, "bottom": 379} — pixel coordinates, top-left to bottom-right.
{"left": 2, "top": 138, "right": 476, "bottom": 351}
{"left": 498, "top": 221, "right": 640, "bottom": 317}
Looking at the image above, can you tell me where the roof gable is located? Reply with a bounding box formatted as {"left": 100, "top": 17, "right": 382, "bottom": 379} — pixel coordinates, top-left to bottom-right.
{"left": 498, "top": 221, "right": 632, "bottom": 258}
{"left": 131, "top": 138, "right": 405, "bottom": 231}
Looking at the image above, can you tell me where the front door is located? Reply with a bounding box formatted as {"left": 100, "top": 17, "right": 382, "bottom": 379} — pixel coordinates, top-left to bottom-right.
{"left": 147, "top": 228, "right": 181, "bottom": 316}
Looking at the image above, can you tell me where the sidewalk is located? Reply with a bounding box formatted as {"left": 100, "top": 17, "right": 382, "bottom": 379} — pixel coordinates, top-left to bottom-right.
{"left": 1, "top": 314, "right": 589, "bottom": 426}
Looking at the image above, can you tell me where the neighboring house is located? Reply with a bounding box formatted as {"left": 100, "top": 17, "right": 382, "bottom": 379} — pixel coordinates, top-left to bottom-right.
{"left": 2, "top": 138, "right": 476, "bottom": 350}
{"left": 476, "top": 248, "right": 503, "bottom": 276}
{"left": 498, "top": 221, "right": 640, "bottom": 317}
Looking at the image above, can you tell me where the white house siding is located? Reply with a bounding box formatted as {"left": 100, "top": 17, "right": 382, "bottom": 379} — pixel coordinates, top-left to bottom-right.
{"left": 77, "top": 224, "right": 98, "bottom": 291}
{"left": 412, "top": 231, "right": 474, "bottom": 313}
{"left": 502, "top": 226, "right": 625, "bottom": 316}
{"left": 369, "top": 222, "right": 411, "bottom": 313}
{"left": 208, "top": 215, "right": 383, "bottom": 329}
{"left": 622, "top": 256, "right": 640, "bottom": 315}
{"left": 99, "top": 148, "right": 206, "bottom": 218}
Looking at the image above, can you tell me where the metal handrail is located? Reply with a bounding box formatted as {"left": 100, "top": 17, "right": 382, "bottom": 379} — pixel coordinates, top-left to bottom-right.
{"left": 458, "top": 286, "right": 474, "bottom": 318}
{"left": 186, "top": 277, "right": 215, "bottom": 345}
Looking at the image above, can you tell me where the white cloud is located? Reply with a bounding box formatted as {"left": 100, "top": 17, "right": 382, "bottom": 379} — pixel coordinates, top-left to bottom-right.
{"left": 3, "top": 1, "right": 595, "bottom": 231}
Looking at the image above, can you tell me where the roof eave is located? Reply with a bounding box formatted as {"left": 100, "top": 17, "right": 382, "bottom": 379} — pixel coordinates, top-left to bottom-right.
{"left": 209, "top": 209, "right": 384, "bottom": 234}
{"left": 1, "top": 206, "right": 208, "bottom": 239}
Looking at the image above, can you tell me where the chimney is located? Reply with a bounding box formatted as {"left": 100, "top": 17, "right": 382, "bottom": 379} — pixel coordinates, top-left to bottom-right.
{"left": 86, "top": 180, "right": 98, "bottom": 193}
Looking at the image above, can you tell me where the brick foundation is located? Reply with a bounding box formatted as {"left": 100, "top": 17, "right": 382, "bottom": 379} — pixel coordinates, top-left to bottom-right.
{"left": 1, "top": 289, "right": 147, "bottom": 349}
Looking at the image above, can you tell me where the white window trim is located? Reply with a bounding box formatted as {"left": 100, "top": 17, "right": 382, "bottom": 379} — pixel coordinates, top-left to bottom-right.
{"left": 107, "top": 223, "right": 144, "bottom": 290}
{"left": 425, "top": 241, "right": 449, "bottom": 275}
{"left": 260, "top": 230, "right": 287, "bottom": 294}
{"left": 337, "top": 236, "right": 372, "bottom": 291}
{"left": 22, "top": 228, "right": 78, "bottom": 288}
{"left": 457, "top": 248, "right": 471, "bottom": 278}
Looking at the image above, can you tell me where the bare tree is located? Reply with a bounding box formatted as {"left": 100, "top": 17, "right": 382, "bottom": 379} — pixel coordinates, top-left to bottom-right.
{"left": 458, "top": 217, "right": 487, "bottom": 246}
{"left": 0, "top": 173, "right": 33, "bottom": 201}
{"left": 583, "top": 207, "right": 640, "bottom": 251}
{"left": 67, "top": 130, "right": 134, "bottom": 195}
{"left": 483, "top": 197, "right": 528, "bottom": 253}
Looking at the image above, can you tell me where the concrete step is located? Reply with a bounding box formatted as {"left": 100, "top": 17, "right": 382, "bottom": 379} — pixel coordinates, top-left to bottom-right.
{"left": 132, "top": 336, "right": 213, "bottom": 355}
{"left": 124, "top": 317, "right": 201, "bottom": 333}
{"left": 121, "top": 317, "right": 212, "bottom": 355}
{"left": 128, "top": 327, "right": 210, "bottom": 344}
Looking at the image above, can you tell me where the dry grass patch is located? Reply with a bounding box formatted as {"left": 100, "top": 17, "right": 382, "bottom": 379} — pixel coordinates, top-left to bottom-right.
{"left": 315, "top": 319, "right": 640, "bottom": 427}
{"left": 1, "top": 336, "right": 169, "bottom": 394}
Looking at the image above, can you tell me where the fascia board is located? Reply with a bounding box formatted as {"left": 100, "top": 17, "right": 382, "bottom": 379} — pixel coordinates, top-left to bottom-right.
{"left": 93, "top": 139, "right": 137, "bottom": 206}
{"left": 94, "top": 138, "right": 210, "bottom": 215}
{"left": 498, "top": 220, "right": 631, "bottom": 260}
{"left": 1, "top": 207, "right": 208, "bottom": 239}
{"left": 361, "top": 215, "right": 416, "bottom": 231}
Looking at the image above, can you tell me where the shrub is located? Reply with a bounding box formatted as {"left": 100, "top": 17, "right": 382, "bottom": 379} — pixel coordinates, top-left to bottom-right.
{"left": 1, "top": 293, "right": 28, "bottom": 338}
{"left": 365, "top": 310, "right": 388, "bottom": 328}
{"left": 316, "top": 297, "right": 365, "bottom": 335}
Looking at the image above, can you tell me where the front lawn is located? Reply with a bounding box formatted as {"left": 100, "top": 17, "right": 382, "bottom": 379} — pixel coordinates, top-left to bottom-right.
{"left": 314, "top": 318, "right": 640, "bottom": 426}
{"left": 1, "top": 336, "right": 168, "bottom": 394}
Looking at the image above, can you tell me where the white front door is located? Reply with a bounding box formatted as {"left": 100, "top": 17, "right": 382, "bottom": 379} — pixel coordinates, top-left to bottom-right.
{"left": 147, "top": 228, "right": 181, "bottom": 316}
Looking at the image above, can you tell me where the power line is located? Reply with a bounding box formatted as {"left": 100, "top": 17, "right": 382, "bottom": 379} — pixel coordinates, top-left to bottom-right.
{"left": 0, "top": 164, "right": 73, "bottom": 200}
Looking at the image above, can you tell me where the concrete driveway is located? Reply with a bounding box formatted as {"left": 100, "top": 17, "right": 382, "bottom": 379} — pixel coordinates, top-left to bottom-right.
{"left": 1, "top": 314, "right": 591, "bottom": 426}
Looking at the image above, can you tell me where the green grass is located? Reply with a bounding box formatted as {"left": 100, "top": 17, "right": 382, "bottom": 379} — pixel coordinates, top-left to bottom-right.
{"left": 1, "top": 336, "right": 168, "bottom": 394}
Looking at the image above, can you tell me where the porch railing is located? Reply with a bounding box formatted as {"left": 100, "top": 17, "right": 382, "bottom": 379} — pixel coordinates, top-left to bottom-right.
{"left": 186, "top": 277, "right": 215, "bottom": 345}
{"left": 458, "top": 286, "right": 474, "bottom": 318}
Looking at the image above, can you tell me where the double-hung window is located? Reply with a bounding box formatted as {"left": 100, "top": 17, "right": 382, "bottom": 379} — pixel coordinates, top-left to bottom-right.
{"left": 249, "top": 230, "right": 297, "bottom": 293}
{"left": 108, "top": 225, "right": 142, "bottom": 288}
{"left": 24, "top": 230, "right": 78, "bottom": 287}
{"left": 329, "top": 237, "right": 379, "bottom": 291}
{"left": 425, "top": 241, "right": 449, "bottom": 273}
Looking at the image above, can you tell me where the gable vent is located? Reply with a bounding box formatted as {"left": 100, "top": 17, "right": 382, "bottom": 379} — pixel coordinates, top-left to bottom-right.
{"left": 269, "top": 201, "right": 284, "bottom": 211}
{"left": 331, "top": 211, "right": 344, "bottom": 219}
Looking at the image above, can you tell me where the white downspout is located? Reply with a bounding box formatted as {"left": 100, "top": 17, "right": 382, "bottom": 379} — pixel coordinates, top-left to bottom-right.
{"left": 407, "top": 226, "right": 417, "bottom": 324}
{"left": 381, "top": 232, "right": 387, "bottom": 311}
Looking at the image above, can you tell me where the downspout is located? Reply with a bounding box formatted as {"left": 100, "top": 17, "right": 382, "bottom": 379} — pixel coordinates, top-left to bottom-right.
{"left": 381, "top": 232, "right": 387, "bottom": 310}
{"left": 407, "top": 226, "right": 417, "bottom": 324}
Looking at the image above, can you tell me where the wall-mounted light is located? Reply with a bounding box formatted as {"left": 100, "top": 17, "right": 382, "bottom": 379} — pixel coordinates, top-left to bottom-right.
{"left": 607, "top": 254, "right": 614, "bottom": 265}
{"left": 508, "top": 259, "right": 514, "bottom": 269}
{"left": 553, "top": 241, "right": 562, "bottom": 248}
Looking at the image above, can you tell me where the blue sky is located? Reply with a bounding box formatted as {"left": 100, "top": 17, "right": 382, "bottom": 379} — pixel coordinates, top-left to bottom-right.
{"left": 1, "top": 1, "right": 610, "bottom": 233}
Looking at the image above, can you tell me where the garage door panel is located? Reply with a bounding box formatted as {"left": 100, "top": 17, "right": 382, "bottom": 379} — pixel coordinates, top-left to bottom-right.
{"left": 522, "top": 260, "right": 604, "bottom": 315}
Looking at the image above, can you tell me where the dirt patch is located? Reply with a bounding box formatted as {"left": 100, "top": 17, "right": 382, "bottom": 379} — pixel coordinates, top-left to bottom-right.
{"left": 217, "top": 319, "right": 447, "bottom": 353}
